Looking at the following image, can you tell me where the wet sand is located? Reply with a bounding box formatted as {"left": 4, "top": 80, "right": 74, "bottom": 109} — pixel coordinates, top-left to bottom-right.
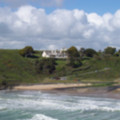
{"left": 46, "top": 86, "right": 120, "bottom": 99}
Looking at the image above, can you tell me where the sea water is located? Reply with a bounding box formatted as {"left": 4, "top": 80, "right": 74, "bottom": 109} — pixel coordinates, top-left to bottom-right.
{"left": 0, "top": 90, "right": 120, "bottom": 120}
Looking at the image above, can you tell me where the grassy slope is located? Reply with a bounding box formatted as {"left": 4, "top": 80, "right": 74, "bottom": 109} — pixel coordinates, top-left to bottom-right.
{"left": 0, "top": 49, "right": 38, "bottom": 85}
{"left": 40, "top": 57, "right": 120, "bottom": 85}
{"left": 0, "top": 49, "right": 120, "bottom": 86}
{"left": 67, "top": 57, "right": 120, "bottom": 82}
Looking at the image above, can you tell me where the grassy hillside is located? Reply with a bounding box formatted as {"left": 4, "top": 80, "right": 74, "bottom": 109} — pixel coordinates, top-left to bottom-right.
{"left": 0, "top": 49, "right": 38, "bottom": 85}
{"left": 0, "top": 49, "right": 120, "bottom": 87}
{"left": 67, "top": 57, "right": 120, "bottom": 82}
{"left": 36, "top": 56, "right": 120, "bottom": 84}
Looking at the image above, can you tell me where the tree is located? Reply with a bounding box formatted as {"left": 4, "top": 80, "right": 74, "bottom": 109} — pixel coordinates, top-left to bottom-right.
{"left": 19, "top": 46, "right": 34, "bottom": 57}
{"left": 35, "top": 58, "right": 56, "bottom": 74}
{"left": 79, "top": 48, "right": 86, "bottom": 58}
{"left": 67, "top": 46, "right": 82, "bottom": 68}
{"left": 114, "top": 49, "right": 120, "bottom": 57}
{"left": 84, "top": 48, "right": 97, "bottom": 57}
{"left": 67, "top": 46, "right": 80, "bottom": 58}
{"left": 104, "top": 47, "right": 116, "bottom": 55}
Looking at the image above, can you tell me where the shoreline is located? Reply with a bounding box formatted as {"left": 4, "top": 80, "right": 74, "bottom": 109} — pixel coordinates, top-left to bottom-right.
{"left": 12, "top": 83, "right": 91, "bottom": 90}
{"left": 10, "top": 83, "right": 120, "bottom": 99}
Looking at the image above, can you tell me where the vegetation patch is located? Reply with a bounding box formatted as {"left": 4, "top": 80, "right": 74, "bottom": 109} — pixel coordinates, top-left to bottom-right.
{"left": 1, "top": 46, "right": 120, "bottom": 88}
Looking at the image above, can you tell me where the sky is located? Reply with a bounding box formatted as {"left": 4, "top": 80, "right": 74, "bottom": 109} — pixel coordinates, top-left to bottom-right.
{"left": 0, "top": 0, "right": 120, "bottom": 50}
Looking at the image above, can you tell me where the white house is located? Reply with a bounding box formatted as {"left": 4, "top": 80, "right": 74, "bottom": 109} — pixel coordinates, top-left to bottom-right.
{"left": 42, "top": 48, "right": 68, "bottom": 59}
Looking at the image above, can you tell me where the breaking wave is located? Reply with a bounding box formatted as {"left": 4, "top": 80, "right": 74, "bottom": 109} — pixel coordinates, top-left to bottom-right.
{"left": 4, "top": 95, "right": 120, "bottom": 112}
{"left": 1, "top": 91, "right": 120, "bottom": 120}
{"left": 28, "top": 114, "right": 58, "bottom": 120}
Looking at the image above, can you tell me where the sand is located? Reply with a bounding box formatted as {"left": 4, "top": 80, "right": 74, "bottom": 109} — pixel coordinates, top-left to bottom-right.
{"left": 13, "top": 83, "right": 91, "bottom": 91}
{"left": 12, "top": 83, "right": 120, "bottom": 99}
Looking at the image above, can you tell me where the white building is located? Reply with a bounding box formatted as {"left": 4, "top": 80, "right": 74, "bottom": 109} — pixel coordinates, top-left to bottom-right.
{"left": 42, "top": 48, "right": 68, "bottom": 59}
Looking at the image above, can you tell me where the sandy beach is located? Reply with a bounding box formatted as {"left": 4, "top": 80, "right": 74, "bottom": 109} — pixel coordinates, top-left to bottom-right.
{"left": 13, "top": 83, "right": 91, "bottom": 91}
{"left": 12, "top": 83, "right": 120, "bottom": 99}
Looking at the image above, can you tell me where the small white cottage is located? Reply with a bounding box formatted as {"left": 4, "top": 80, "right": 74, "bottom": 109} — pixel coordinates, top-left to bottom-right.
{"left": 42, "top": 48, "right": 68, "bottom": 59}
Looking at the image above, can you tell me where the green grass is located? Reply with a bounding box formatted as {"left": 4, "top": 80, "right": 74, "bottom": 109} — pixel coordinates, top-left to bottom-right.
{"left": 91, "top": 82, "right": 114, "bottom": 87}
{"left": 67, "top": 57, "right": 120, "bottom": 82}
{"left": 0, "top": 49, "right": 120, "bottom": 86}
{"left": 39, "top": 56, "right": 120, "bottom": 83}
{"left": 0, "top": 49, "right": 39, "bottom": 85}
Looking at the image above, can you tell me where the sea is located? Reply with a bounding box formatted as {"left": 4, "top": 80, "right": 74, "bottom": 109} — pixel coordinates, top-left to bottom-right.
{"left": 0, "top": 90, "right": 120, "bottom": 120}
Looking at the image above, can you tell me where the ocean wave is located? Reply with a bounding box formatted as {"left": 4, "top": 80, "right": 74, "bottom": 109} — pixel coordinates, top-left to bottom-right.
{"left": 8, "top": 98, "right": 120, "bottom": 112}
{"left": 1, "top": 97, "right": 119, "bottom": 112}
{"left": 0, "top": 106, "right": 7, "bottom": 111}
{"left": 28, "top": 114, "right": 58, "bottom": 120}
{"left": 17, "top": 94, "right": 34, "bottom": 98}
{"left": 27, "top": 98, "right": 120, "bottom": 112}
{"left": 1, "top": 91, "right": 120, "bottom": 112}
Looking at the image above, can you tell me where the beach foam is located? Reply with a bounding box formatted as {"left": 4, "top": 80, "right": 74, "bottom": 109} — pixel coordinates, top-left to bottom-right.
{"left": 29, "top": 114, "right": 58, "bottom": 120}
{"left": 1, "top": 91, "right": 120, "bottom": 120}
{"left": 0, "top": 106, "right": 7, "bottom": 111}
{"left": 1, "top": 91, "right": 120, "bottom": 112}
{"left": 4, "top": 95, "right": 120, "bottom": 112}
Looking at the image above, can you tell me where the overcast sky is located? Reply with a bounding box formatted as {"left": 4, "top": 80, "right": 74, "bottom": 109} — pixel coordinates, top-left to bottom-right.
{"left": 0, "top": 0, "right": 120, "bottom": 50}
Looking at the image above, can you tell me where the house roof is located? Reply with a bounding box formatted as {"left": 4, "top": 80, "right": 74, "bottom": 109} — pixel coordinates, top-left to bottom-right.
{"left": 43, "top": 50, "right": 67, "bottom": 57}
{"left": 44, "top": 51, "right": 52, "bottom": 55}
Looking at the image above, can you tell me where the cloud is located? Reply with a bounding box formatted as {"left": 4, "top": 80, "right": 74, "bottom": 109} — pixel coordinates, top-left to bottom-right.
{"left": 0, "top": 5, "right": 120, "bottom": 50}
{"left": 0, "top": 0, "right": 64, "bottom": 8}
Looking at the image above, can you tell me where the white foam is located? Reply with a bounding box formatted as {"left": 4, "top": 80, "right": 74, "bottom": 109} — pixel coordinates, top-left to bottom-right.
{"left": 17, "top": 94, "right": 34, "bottom": 98}
{"left": 2, "top": 91, "right": 120, "bottom": 112}
{"left": 0, "top": 106, "right": 7, "bottom": 111}
{"left": 29, "top": 114, "right": 58, "bottom": 120}
{"left": 36, "top": 98, "right": 120, "bottom": 112}
{"left": 4, "top": 97, "right": 120, "bottom": 112}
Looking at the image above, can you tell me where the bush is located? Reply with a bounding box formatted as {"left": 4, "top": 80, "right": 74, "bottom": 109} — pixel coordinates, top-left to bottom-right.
{"left": 67, "top": 46, "right": 80, "bottom": 58}
{"left": 35, "top": 58, "right": 56, "bottom": 74}
{"left": 104, "top": 46, "right": 116, "bottom": 55}
{"left": 19, "top": 46, "right": 34, "bottom": 57}
{"left": 84, "top": 48, "right": 97, "bottom": 57}
{"left": 67, "top": 46, "right": 82, "bottom": 68}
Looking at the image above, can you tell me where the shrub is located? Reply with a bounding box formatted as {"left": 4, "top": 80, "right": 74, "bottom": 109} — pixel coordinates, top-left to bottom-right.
{"left": 67, "top": 46, "right": 82, "bottom": 68}
{"left": 19, "top": 46, "right": 34, "bottom": 57}
{"left": 104, "top": 46, "right": 116, "bottom": 55}
{"left": 84, "top": 48, "right": 97, "bottom": 57}
{"left": 35, "top": 58, "right": 56, "bottom": 74}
